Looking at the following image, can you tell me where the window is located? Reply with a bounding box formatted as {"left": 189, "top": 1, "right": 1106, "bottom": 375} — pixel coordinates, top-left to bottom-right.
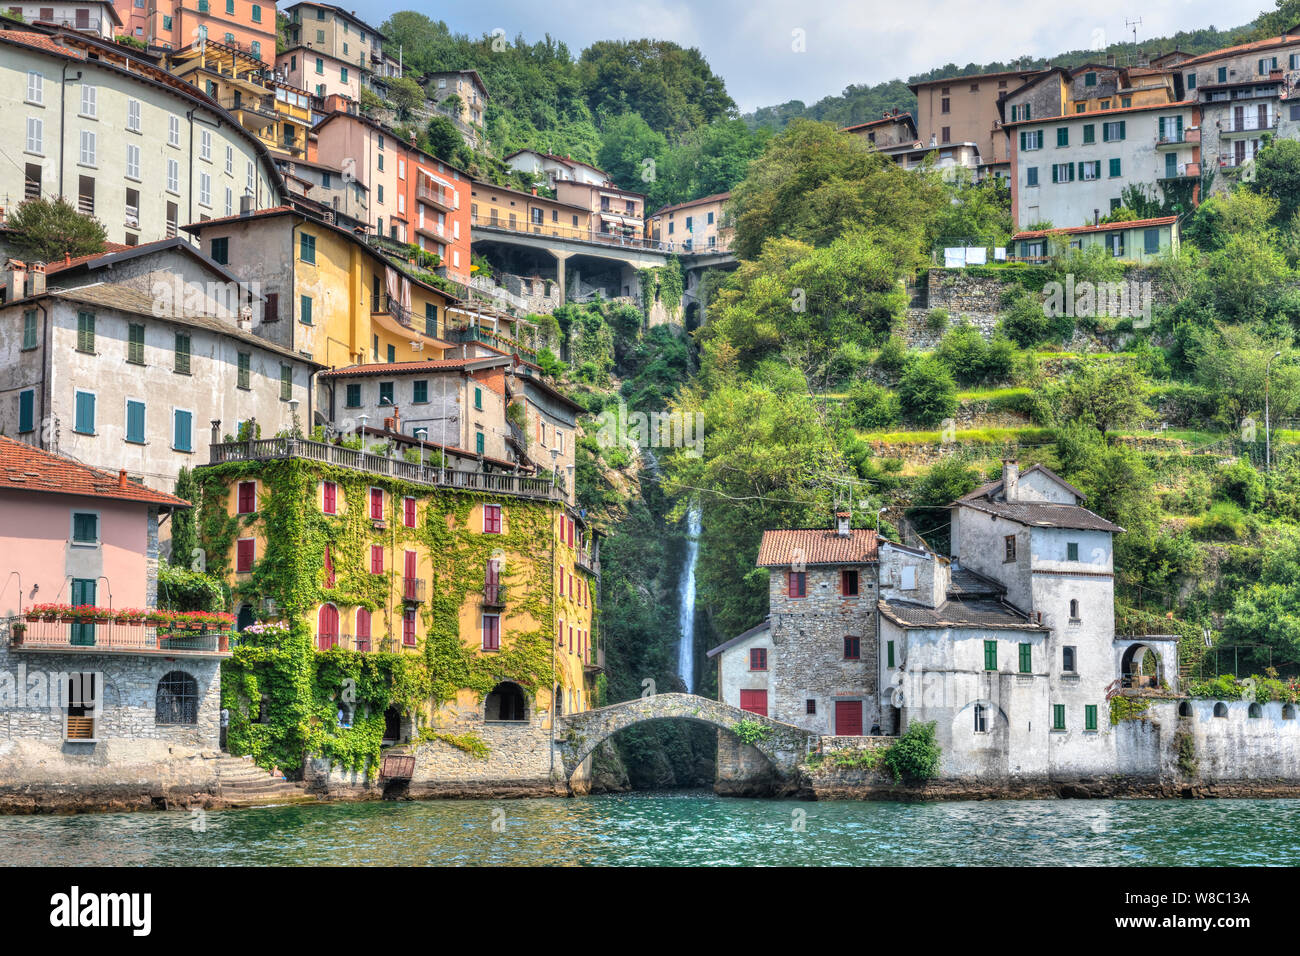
{"left": 199, "top": 172, "right": 211, "bottom": 207}
{"left": 80, "top": 84, "right": 96, "bottom": 119}
{"left": 368, "top": 487, "right": 384, "bottom": 521}
{"left": 413, "top": 380, "right": 428, "bottom": 404}
{"left": 887, "top": 640, "right": 895, "bottom": 668}
{"left": 482, "top": 614, "right": 500, "bottom": 651}
{"left": 1004, "top": 535, "right": 1016, "bottom": 562}
{"left": 73, "top": 390, "right": 95, "bottom": 435}
{"left": 168, "top": 114, "right": 180, "bottom": 147}
{"left": 210, "top": 236, "right": 229, "bottom": 265}
{"left": 474, "top": 387, "right": 483, "bottom": 410}
{"left": 974, "top": 703, "right": 988, "bottom": 733}
{"left": 841, "top": 568, "right": 859, "bottom": 596}
{"left": 237, "top": 481, "right": 256, "bottom": 515}
{"left": 315, "top": 57, "right": 324, "bottom": 75}
{"left": 300, "top": 295, "right": 313, "bottom": 325}
{"left": 235, "top": 351, "right": 250, "bottom": 390}
{"left": 1079, "top": 160, "right": 1101, "bottom": 181}
{"left": 198, "top": 129, "right": 211, "bottom": 162}
{"left": 26, "top": 71, "right": 43, "bottom": 106}
{"left": 369, "top": 544, "right": 384, "bottom": 575}
{"left": 1108, "top": 231, "right": 1124, "bottom": 257}
{"left": 1019, "top": 129, "right": 1042, "bottom": 150}
{"left": 403, "top": 496, "right": 416, "bottom": 528}
{"left": 25, "top": 117, "right": 42, "bottom": 155}
{"left": 76, "top": 311, "right": 95, "bottom": 353}
{"left": 1067, "top": 542, "right": 1079, "bottom": 561}
{"left": 843, "top": 635, "right": 861, "bottom": 660}
{"left": 66, "top": 673, "right": 97, "bottom": 739}
{"left": 173, "top": 409, "right": 192, "bottom": 452}
{"left": 483, "top": 504, "right": 502, "bottom": 533}
{"left": 300, "top": 233, "right": 316, "bottom": 263}
{"left": 79, "top": 129, "right": 96, "bottom": 165}
{"left": 749, "top": 648, "right": 767, "bottom": 671}
{"left": 1102, "top": 121, "right": 1126, "bottom": 142}
{"left": 1069, "top": 599, "right": 1080, "bottom": 621}
{"left": 1052, "top": 704, "right": 1066, "bottom": 731}
{"left": 174, "top": 333, "right": 190, "bottom": 373}
{"left": 280, "top": 365, "right": 292, "bottom": 402}
{"left": 1056, "top": 127, "right": 1069, "bottom": 147}
{"left": 1051, "top": 162, "right": 1074, "bottom": 183}
{"left": 71, "top": 512, "right": 98, "bottom": 544}
{"left": 345, "top": 384, "right": 361, "bottom": 408}
{"left": 1026, "top": 166, "right": 1038, "bottom": 187}
{"left": 900, "top": 566, "right": 917, "bottom": 590}
{"left": 18, "top": 390, "right": 35, "bottom": 434}
{"left": 1144, "top": 229, "right": 1160, "bottom": 255}
{"left": 806, "top": 699, "right": 817, "bottom": 715}
{"left": 378, "top": 382, "right": 394, "bottom": 406}
{"left": 787, "top": 571, "right": 806, "bottom": 598}
{"left": 1018, "top": 643, "right": 1032, "bottom": 673}
{"left": 1187, "top": 72, "right": 1196, "bottom": 90}
{"left": 252, "top": 3, "right": 261, "bottom": 21}
{"left": 1109, "top": 157, "right": 1122, "bottom": 178}
{"left": 1063, "top": 646, "right": 1077, "bottom": 673}
{"left": 323, "top": 482, "right": 337, "bottom": 515}
{"left": 236, "top": 538, "right": 254, "bottom": 573}
{"left": 402, "top": 607, "right": 417, "bottom": 646}
{"left": 983, "top": 640, "right": 998, "bottom": 671}
{"left": 166, "top": 158, "right": 179, "bottom": 193}
{"left": 1085, "top": 704, "right": 1098, "bottom": 731}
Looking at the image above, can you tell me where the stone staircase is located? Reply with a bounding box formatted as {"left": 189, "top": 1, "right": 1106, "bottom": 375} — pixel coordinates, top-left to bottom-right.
{"left": 213, "top": 756, "right": 313, "bottom": 806}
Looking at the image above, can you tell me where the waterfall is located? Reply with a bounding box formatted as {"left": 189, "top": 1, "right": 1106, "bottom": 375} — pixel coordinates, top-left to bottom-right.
{"left": 677, "top": 504, "right": 701, "bottom": 693}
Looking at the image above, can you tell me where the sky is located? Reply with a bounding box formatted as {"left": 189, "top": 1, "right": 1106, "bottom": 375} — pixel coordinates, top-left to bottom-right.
{"left": 361, "top": 0, "right": 1274, "bottom": 112}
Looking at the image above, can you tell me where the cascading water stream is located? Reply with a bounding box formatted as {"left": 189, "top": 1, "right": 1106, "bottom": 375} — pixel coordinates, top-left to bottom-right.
{"left": 677, "top": 504, "right": 701, "bottom": 693}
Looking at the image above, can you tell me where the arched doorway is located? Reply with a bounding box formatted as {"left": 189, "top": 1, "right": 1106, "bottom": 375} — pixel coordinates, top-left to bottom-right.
{"left": 1120, "top": 643, "right": 1161, "bottom": 689}
{"left": 317, "top": 604, "right": 339, "bottom": 650}
{"left": 236, "top": 604, "right": 254, "bottom": 632}
{"left": 485, "top": 681, "right": 527, "bottom": 721}
{"left": 382, "top": 705, "right": 402, "bottom": 743}
{"left": 553, "top": 683, "right": 563, "bottom": 716}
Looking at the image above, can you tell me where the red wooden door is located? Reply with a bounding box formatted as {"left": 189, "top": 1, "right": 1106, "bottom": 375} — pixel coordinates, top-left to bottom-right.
{"left": 739, "top": 689, "right": 768, "bottom": 717}
{"left": 835, "top": 700, "right": 864, "bottom": 736}
{"left": 317, "top": 604, "right": 339, "bottom": 650}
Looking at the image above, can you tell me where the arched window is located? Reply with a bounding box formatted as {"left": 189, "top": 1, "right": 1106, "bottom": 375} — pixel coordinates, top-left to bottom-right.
{"left": 486, "top": 681, "right": 526, "bottom": 721}
{"left": 355, "top": 608, "right": 371, "bottom": 653}
{"left": 1284, "top": 704, "right": 1296, "bottom": 720}
{"left": 1177, "top": 700, "right": 1192, "bottom": 718}
{"left": 156, "top": 671, "right": 198, "bottom": 725}
{"left": 974, "top": 703, "right": 988, "bottom": 733}
{"left": 1249, "top": 702, "right": 1263, "bottom": 718}
{"left": 1069, "top": 599, "right": 1080, "bottom": 620}
{"left": 1214, "top": 702, "right": 1228, "bottom": 718}
{"left": 553, "top": 683, "right": 563, "bottom": 716}
{"left": 317, "top": 604, "right": 339, "bottom": 650}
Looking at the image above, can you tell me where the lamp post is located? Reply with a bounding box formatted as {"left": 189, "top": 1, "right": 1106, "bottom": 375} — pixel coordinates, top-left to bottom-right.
{"left": 1267, "top": 350, "right": 1282, "bottom": 472}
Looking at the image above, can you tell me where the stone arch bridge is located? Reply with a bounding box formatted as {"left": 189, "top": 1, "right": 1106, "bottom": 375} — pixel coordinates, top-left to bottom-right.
{"left": 554, "top": 693, "right": 815, "bottom": 783}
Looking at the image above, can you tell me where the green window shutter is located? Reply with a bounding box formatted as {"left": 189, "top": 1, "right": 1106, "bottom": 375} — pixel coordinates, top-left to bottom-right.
{"left": 1067, "top": 542, "right": 1079, "bottom": 560}
{"left": 300, "top": 233, "right": 315, "bottom": 263}
{"left": 1158, "top": 117, "right": 1166, "bottom": 140}
{"left": 984, "top": 640, "right": 997, "bottom": 671}
{"left": 413, "top": 380, "right": 428, "bottom": 403}
{"left": 175, "top": 333, "right": 190, "bottom": 373}
{"left": 1085, "top": 705, "right": 1098, "bottom": 731}
{"left": 18, "top": 390, "right": 34, "bottom": 433}
{"left": 387, "top": 344, "right": 396, "bottom": 363}
{"left": 1118, "top": 120, "right": 1126, "bottom": 139}
{"left": 280, "top": 364, "right": 292, "bottom": 401}
{"left": 346, "top": 384, "right": 361, "bottom": 407}
{"left": 1019, "top": 131, "right": 1027, "bottom": 151}
{"left": 1051, "top": 165, "right": 1058, "bottom": 184}
{"left": 72, "top": 512, "right": 97, "bottom": 542}
{"left": 474, "top": 387, "right": 483, "bottom": 410}
{"left": 425, "top": 303, "right": 437, "bottom": 337}
{"left": 1077, "top": 162, "right": 1085, "bottom": 180}
{"left": 1057, "top": 127, "right": 1068, "bottom": 147}
{"left": 128, "top": 323, "right": 145, "bottom": 364}
{"left": 476, "top": 431, "right": 485, "bottom": 455}
{"left": 126, "top": 400, "right": 145, "bottom": 443}
{"left": 1025, "top": 104, "right": 1030, "bottom": 121}
{"left": 237, "top": 352, "right": 250, "bottom": 389}
{"left": 22, "top": 310, "right": 37, "bottom": 350}
{"left": 76, "top": 311, "right": 95, "bottom": 353}
{"left": 1083, "top": 124, "right": 1094, "bottom": 144}
{"left": 74, "top": 391, "right": 95, "bottom": 434}
{"left": 301, "top": 294, "right": 313, "bottom": 325}
{"left": 1019, "top": 643, "right": 1032, "bottom": 673}
{"left": 1053, "top": 704, "right": 1065, "bottom": 730}
{"left": 1110, "top": 158, "right": 1121, "bottom": 177}
{"left": 173, "top": 409, "right": 192, "bottom": 451}
{"left": 887, "top": 640, "right": 895, "bottom": 668}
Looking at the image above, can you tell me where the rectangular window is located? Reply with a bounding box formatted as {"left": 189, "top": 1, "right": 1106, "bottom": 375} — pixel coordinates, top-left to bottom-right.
{"left": 841, "top": 568, "right": 859, "bottom": 596}
{"left": 74, "top": 390, "right": 95, "bottom": 434}
{"left": 1026, "top": 166, "right": 1038, "bottom": 187}
{"left": 174, "top": 333, "right": 190, "bottom": 373}
{"left": 280, "top": 365, "right": 292, "bottom": 402}
{"left": 345, "top": 384, "right": 361, "bottom": 408}
{"left": 1085, "top": 704, "right": 1098, "bottom": 731}
{"left": 1080, "top": 160, "right": 1101, "bottom": 181}
{"left": 413, "top": 380, "right": 428, "bottom": 403}
{"left": 168, "top": 114, "right": 180, "bottom": 147}
{"left": 1004, "top": 534, "right": 1016, "bottom": 562}
{"left": 887, "top": 640, "right": 895, "bottom": 668}
{"left": 787, "top": 571, "right": 806, "bottom": 598}
{"left": 173, "top": 409, "right": 192, "bottom": 452}
{"left": 76, "top": 311, "right": 95, "bottom": 353}
{"left": 1085, "top": 71, "right": 1097, "bottom": 86}
{"left": 210, "top": 236, "right": 229, "bottom": 265}
{"left": 424, "top": 303, "right": 437, "bottom": 337}
{"left": 72, "top": 512, "right": 98, "bottom": 544}
{"left": 166, "top": 158, "right": 179, "bottom": 193}
{"left": 300, "top": 233, "right": 316, "bottom": 264}
{"left": 1019, "top": 643, "right": 1032, "bottom": 674}
{"left": 1052, "top": 704, "right": 1066, "bottom": 731}
{"left": 80, "top": 84, "right": 96, "bottom": 118}
{"left": 1218, "top": 66, "right": 1228, "bottom": 83}
{"left": 323, "top": 482, "right": 337, "bottom": 515}
{"left": 236, "top": 539, "right": 254, "bottom": 573}
{"left": 300, "top": 295, "right": 312, "bottom": 325}
{"left": 1187, "top": 72, "right": 1196, "bottom": 90}
{"left": 806, "top": 699, "right": 816, "bottom": 715}
{"left": 1102, "top": 121, "right": 1126, "bottom": 142}
{"left": 79, "top": 129, "right": 97, "bottom": 166}
{"left": 25, "top": 117, "right": 42, "bottom": 155}
{"left": 236, "top": 481, "right": 257, "bottom": 515}
{"left": 401, "top": 607, "right": 416, "bottom": 646}
{"left": 403, "top": 497, "right": 416, "bottom": 528}
{"left": 1051, "top": 162, "right": 1074, "bottom": 183}
{"left": 843, "top": 635, "right": 861, "bottom": 660}
{"left": 1056, "top": 127, "right": 1069, "bottom": 147}
{"left": 26, "top": 71, "right": 43, "bottom": 105}
{"left": 749, "top": 648, "right": 767, "bottom": 671}
{"left": 1109, "top": 157, "right": 1122, "bottom": 178}
{"left": 18, "top": 390, "right": 35, "bottom": 434}
{"left": 474, "top": 387, "right": 483, "bottom": 410}
{"left": 369, "top": 487, "right": 384, "bottom": 521}
{"left": 1067, "top": 542, "right": 1079, "bottom": 561}
{"left": 1063, "top": 646, "right": 1076, "bottom": 672}
{"left": 475, "top": 431, "right": 485, "bottom": 455}
{"left": 199, "top": 172, "right": 211, "bottom": 207}
{"left": 21, "top": 310, "right": 37, "bottom": 350}
{"left": 482, "top": 614, "right": 500, "bottom": 651}
{"left": 125, "top": 399, "right": 145, "bottom": 444}
{"left": 483, "top": 504, "right": 502, "bottom": 534}
{"left": 234, "top": 351, "right": 250, "bottom": 390}
{"left": 984, "top": 640, "right": 998, "bottom": 671}
{"left": 379, "top": 382, "right": 394, "bottom": 405}
{"left": 1018, "top": 129, "right": 1043, "bottom": 151}
{"left": 370, "top": 544, "right": 384, "bottom": 574}
{"left": 1144, "top": 228, "right": 1160, "bottom": 254}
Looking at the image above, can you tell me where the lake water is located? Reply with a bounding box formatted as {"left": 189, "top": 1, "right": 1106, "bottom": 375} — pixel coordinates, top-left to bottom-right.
{"left": 8, "top": 791, "right": 1299, "bottom": 866}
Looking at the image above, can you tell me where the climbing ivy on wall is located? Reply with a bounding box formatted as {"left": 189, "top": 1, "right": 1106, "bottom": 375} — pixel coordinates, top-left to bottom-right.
{"left": 636, "top": 257, "right": 685, "bottom": 317}
{"left": 200, "top": 459, "right": 563, "bottom": 778}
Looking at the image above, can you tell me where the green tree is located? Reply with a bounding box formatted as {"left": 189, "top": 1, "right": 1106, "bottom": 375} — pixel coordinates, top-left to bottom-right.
{"left": 1253, "top": 138, "right": 1300, "bottom": 223}
{"left": 425, "top": 115, "right": 464, "bottom": 161}
{"left": 578, "top": 39, "right": 735, "bottom": 135}
{"left": 897, "top": 354, "right": 957, "bottom": 427}
{"left": 1188, "top": 324, "right": 1300, "bottom": 431}
{"left": 7, "top": 197, "right": 106, "bottom": 262}
{"left": 596, "top": 112, "right": 666, "bottom": 194}
{"left": 388, "top": 75, "right": 426, "bottom": 119}
{"left": 1054, "top": 361, "right": 1152, "bottom": 440}
{"left": 170, "top": 467, "right": 198, "bottom": 569}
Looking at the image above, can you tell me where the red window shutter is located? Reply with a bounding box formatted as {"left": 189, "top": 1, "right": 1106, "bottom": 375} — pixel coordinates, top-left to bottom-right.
{"left": 483, "top": 615, "right": 500, "bottom": 650}
{"left": 404, "top": 497, "right": 415, "bottom": 528}
{"left": 323, "top": 482, "right": 336, "bottom": 514}
{"left": 403, "top": 608, "right": 416, "bottom": 645}
{"left": 237, "top": 482, "right": 255, "bottom": 514}
{"left": 739, "top": 689, "right": 768, "bottom": 717}
{"left": 356, "top": 608, "right": 370, "bottom": 640}
{"left": 370, "top": 488, "right": 383, "bottom": 520}
{"left": 324, "top": 546, "right": 335, "bottom": 588}
{"left": 569, "top": 625, "right": 573, "bottom": 652}
{"left": 236, "top": 539, "right": 254, "bottom": 573}
{"left": 404, "top": 550, "right": 416, "bottom": 579}
{"left": 484, "top": 504, "right": 501, "bottom": 533}
{"left": 558, "top": 618, "right": 565, "bottom": 646}
{"left": 371, "top": 545, "right": 383, "bottom": 574}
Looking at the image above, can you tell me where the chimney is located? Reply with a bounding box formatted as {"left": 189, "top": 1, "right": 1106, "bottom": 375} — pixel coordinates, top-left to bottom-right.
{"left": 5, "top": 259, "right": 27, "bottom": 302}
{"left": 211, "top": 420, "right": 222, "bottom": 445}
{"left": 28, "top": 262, "right": 46, "bottom": 297}
{"left": 240, "top": 192, "right": 254, "bottom": 216}
{"left": 1094, "top": 208, "right": 1100, "bottom": 226}
{"left": 1002, "top": 459, "right": 1020, "bottom": 501}
{"left": 1106, "top": 53, "right": 1116, "bottom": 67}
{"left": 531, "top": 188, "right": 537, "bottom": 196}
{"left": 835, "top": 508, "right": 851, "bottom": 538}
{"left": 118, "top": 468, "right": 128, "bottom": 489}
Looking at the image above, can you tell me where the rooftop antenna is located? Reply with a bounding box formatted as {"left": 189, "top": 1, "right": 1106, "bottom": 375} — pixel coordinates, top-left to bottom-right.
{"left": 1126, "top": 17, "right": 1143, "bottom": 62}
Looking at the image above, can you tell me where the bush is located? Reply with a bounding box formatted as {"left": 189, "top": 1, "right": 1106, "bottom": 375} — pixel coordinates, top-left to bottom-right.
{"left": 884, "top": 721, "right": 941, "bottom": 782}
{"left": 874, "top": 335, "right": 909, "bottom": 376}
{"left": 1217, "top": 459, "right": 1265, "bottom": 511}
{"left": 926, "top": 307, "right": 950, "bottom": 331}
{"left": 897, "top": 355, "right": 957, "bottom": 427}
{"left": 844, "top": 380, "right": 901, "bottom": 430}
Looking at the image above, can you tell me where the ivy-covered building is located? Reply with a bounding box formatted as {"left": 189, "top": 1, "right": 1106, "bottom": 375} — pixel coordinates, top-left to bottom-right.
{"left": 196, "top": 436, "right": 602, "bottom": 796}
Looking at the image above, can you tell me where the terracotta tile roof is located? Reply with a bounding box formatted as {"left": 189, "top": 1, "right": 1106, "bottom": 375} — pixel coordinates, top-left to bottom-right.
{"left": 0, "top": 436, "right": 188, "bottom": 508}
{"left": 319, "top": 357, "right": 511, "bottom": 378}
{"left": 1179, "top": 34, "right": 1300, "bottom": 66}
{"left": 1004, "top": 99, "right": 1197, "bottom": 128}
{"left": 878, "top": 598, "right": 1046, "bottom": 631}
{"left": 43, "top": 240, "right": 157, "bottom": 274}
{"left": 756, "top": 528, "right": 879, "bottom": 567}
{"left": 1012, "top": 216, "right": 1179, "bottom": 240}
{"left": 961, "top": 498, "right": 1125, "bottom": 533}
{"left": 705, "top": 619, "right": 770, "bottom": 659}
{"left": 647, "top": 192, "right": 732, "bottom": 219}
